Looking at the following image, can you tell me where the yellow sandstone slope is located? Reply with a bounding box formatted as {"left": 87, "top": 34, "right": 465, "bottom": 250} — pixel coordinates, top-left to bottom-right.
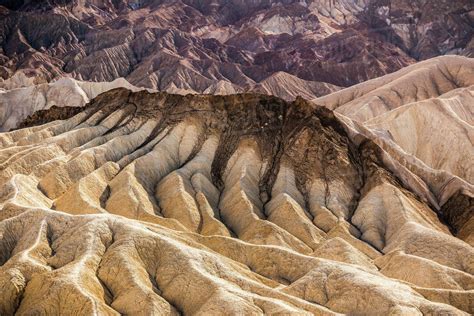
{"left": 0, "top": 88, "right": 472, "bottom": 315}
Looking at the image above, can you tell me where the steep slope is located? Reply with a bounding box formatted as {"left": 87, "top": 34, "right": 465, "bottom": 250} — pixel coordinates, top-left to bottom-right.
{"left": 1, "top": 0, "right": 471, "bottom": 94}
{"left": 311, "top": 55, "right": 474, "bottom": 245}
{"left": 0, "top": 90, "right": 472, "bottom": 314}
{"left": 364, "top": 0, "right": 474, "bottom": 59}
{"left": 363, "top": 89, "right": 473, "bottom": 183}
{"left": 251, "top": 72, "right": 341, "bottom": 101}
{"left": 316, "top": 56, "right": 474, "bottom": 121}
{"left": 0, "top": 77, "right": 146, "bottom": 131}
{"left": 314, "top": 56, "right": 473, "bottom": 191}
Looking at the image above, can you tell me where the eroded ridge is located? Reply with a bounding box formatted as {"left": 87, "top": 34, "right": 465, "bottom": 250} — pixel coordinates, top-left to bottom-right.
{"left": 0, "top": 89, "right": 473, "bottom": 315}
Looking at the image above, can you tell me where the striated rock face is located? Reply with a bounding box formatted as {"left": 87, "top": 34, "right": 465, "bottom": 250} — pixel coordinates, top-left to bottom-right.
{"left": 317, "top": 56, "right": 474, "bottom": 179}
{"left": 0, "top": 88, "right": 473, "bottom": 314}
{"left": 315, "top": 55, "right": 474, "bottom": 244}
{"left": 364, "top": 0, "right": 474, "bottom": 59}
{"left": 0, "top": 0, "right": 471, "bottom": 96}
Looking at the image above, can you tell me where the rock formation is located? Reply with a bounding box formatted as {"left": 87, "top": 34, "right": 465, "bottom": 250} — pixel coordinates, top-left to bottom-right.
{"left": 0, "top": 86, "right": 472, "bottom": 314}
{"left": 0, "top": 0, "right": 472, "bottom": 95}
{"left": 0, "top": 1, "right": 473, "bottom": 313}
{"left": 0, "top": 76, "right": 146, "bottom": 131}
{"left": 0, "top": 72, "right": 339, "bottom": 132}
{"left": 364, "top": 0, "right": 474, "bottom": 59}
{"left": 314, "top": 55, "right": 474, "bottom": 244}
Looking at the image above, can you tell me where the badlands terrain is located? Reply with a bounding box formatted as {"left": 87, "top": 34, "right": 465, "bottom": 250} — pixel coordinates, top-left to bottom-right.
{"left": 0, "top": 55, "right": 473, "bottom": 314}
{"left": 1, "top": 0, "right": 473, "bottom": 95}
{"left": 0, "top": 76, "right": 147, "bottom": 132}
{"left": 0, "top": 0, "right": 473, "bottom": 315}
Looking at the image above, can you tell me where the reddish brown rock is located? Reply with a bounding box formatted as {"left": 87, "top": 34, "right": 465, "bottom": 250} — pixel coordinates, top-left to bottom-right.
{"left": 1, "top": 0, "right": 470, "bottom": 94}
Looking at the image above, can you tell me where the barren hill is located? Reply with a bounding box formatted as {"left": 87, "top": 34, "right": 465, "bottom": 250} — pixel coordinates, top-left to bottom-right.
{"left": 0, "top": 76, "right": 146, "bottom": 132}
{"left": 0, "top": 0, "right": 472, "bottom": 95}
{"left": 0, "top": 87, "right": 472, "bottom": 314}
{"left": 314, "top": 55, "right": 474, "bottom": 244}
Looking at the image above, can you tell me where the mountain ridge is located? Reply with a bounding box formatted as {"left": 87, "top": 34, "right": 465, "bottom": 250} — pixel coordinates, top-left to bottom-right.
{"left": 0, "top": 1, "right": 473, "bottom": 314}
{"left": 1, "top": 0, "right": 472, "bottom": 94}
{"left": 0, "top": 86, "right": 472, "bottom": 314}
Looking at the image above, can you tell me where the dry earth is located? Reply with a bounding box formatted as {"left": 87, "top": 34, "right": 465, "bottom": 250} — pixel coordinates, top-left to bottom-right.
{"left": 1, "top": 0, "right": 472, "bottom": 95}
{"left": 0, "top": 80, "right": 473, "bottom": 314}
{"left": 0, "top": 76, "right": 148, "bottom": 132}
{"left": 315, "top": 56, "right": 474, "bottom": 245}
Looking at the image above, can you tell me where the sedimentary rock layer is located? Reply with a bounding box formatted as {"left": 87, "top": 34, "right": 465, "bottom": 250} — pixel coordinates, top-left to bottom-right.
{"left": 313, "top": 56, "right": 474, "bottom": 243}
{"left": 1, "top": 0, "right": 472, "bottom": 94}
{"left": 0, "top": 90, "right": 472, "bottom": 314}
{"left": 0, "top": 77, "right": 145, "bottom": 132}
